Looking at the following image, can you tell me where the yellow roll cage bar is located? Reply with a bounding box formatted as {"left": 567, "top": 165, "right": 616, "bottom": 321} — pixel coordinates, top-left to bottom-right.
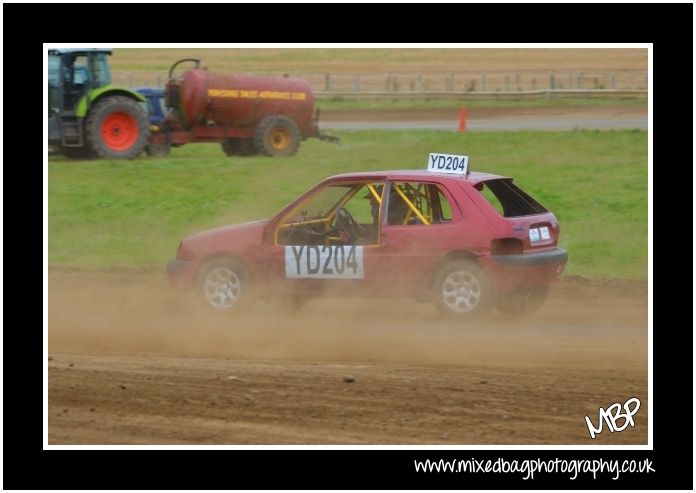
{"left": 391, "top": 183, "right": 431, "bottom": 225}
{"left": 275, "top": 181, "right": 436, "bottom": 245}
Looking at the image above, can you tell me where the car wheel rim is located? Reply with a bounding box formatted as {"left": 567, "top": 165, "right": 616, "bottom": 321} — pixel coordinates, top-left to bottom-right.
{"left": 442, "top": 270, "right": 481, "bottom": 313}
{"left": 203, "top": 267, "right": 241, "bottom": 309}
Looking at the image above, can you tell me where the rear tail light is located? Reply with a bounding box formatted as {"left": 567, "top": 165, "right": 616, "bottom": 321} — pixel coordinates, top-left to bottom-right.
{"left": 491, "top": 238, "right": 523, "bottom": 255}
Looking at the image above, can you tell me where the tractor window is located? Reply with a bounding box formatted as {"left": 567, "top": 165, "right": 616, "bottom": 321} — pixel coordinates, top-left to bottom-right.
{"left": 73, "top": 66, "right": 89, "bottom": 84}
{"left": 48, "top": 55, "right": 60, "bottom": 85}
{"left": 64, "top": 55, "right": 88, "bottom": 86}
{"left": 61, "top": 54, "right": 89, "bottom": 109}
{"left": 92, "top": 53, "right": 111, "bottom": 87}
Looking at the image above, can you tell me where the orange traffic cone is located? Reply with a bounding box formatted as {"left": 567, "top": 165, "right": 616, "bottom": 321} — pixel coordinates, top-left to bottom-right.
{"left": 458, "top": 108, "right": 468, "bottom": 132}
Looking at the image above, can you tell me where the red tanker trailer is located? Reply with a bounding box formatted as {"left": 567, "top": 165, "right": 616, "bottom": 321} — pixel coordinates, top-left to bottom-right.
{"left": 148, "top": 58, "right": 338, "bottom": 157}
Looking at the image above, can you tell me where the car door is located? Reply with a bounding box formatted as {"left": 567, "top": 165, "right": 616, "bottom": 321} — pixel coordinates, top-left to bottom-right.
{"left": 372, "top": 180, "right": 464, "bottom": 297}
{"left": 259, "top": 179, "right": 388, "bottom": 297}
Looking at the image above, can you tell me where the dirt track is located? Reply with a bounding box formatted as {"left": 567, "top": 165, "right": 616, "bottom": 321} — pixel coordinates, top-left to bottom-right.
{"left": 48, "top": 269, "right": 648, "bottom": 445}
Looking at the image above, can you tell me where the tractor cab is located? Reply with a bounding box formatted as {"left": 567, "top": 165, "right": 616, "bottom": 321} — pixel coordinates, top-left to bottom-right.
{"left": 48, "top": 49, "right": 112, "bottom": 113}
{"left": 47, "top": 48, "right": 148, "bottom": 159}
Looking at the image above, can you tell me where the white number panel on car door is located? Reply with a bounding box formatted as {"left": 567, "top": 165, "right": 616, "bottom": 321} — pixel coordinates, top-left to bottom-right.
{"left": 285, "top": 245, "right": 364, "bottom": 279}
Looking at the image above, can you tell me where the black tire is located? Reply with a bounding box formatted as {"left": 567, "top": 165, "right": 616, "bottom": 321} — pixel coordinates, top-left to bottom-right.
{"left": 221, "top": 138, "right": 256, "bottom": 157}
{"left": 253, "top": 115, "right": 301, "bottom": 157}
{"left": 432, "top": 260, "right": 492, "bottom": 318}
{"left": 59, "top": 146, "right": 95, "bottom": 160}
{"left": 146, "top": 142, "right": 171, "bottom": 157}
{"left": 196, "top": 258, "right": 253, "bottom": 312}
{"left": 496, "top": 285, "right": 549, "bottom": 317}
{"left": 85, "top": 96, "right": 149, "bottom": 159}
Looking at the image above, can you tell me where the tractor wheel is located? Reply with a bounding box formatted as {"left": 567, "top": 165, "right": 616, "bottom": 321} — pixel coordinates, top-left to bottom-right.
{"left": 253, "top": 115, "right": 301, "bottom": 157}
{"left": 433, "top": 260, "right": 492, "bottom": 318}
{"left": 59, "top": 146, "right": 95, "bottom": 160}
{"left": 85, "top": 96, "right": 149, "bottom": 159}
{"left": 221, "top": 138, "right": 256, "bottom": 157}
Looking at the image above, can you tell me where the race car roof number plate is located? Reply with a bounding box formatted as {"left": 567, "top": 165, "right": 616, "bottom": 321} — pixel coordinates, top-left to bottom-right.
{"left": 427, "top": 153, "right": 469, "bottom": 175}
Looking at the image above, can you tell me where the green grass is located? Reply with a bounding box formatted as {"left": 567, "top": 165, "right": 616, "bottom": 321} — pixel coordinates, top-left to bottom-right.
{"left": 109, "top": 48, "right": 647, "bottom": 74}
{"left": 48, "top": 130, "right": 647, "bottom": 279}
{"left": 317, "top": 97, "right": 647, "bottom": 111}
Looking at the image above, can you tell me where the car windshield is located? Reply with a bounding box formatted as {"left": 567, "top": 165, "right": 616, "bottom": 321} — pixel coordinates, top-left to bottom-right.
{"left": 275, "top": 181, "right": 386, "bottom": 246}
{"left": 290, "top": 184, "right": 353, "bottom": 222}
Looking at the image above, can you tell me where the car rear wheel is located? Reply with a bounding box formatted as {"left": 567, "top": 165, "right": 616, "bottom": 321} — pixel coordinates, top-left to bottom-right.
{"left": 197, "top": 259, "right": 253, "bottom": 312}
{"left": 495, "top": 285, "right": 549, "bottom": 316}
{"left": 433, "top": 260, "right": 492, "bottom": 318}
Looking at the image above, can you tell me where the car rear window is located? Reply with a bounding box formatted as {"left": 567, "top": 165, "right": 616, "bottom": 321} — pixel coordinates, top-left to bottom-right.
{"left": 479, "top": 179, "right": 548, "bottom": 217}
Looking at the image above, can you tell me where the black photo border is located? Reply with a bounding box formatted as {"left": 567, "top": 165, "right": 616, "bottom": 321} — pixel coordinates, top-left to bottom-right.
{"left": 15, "top": 1, "right": 693, "bottom": 489}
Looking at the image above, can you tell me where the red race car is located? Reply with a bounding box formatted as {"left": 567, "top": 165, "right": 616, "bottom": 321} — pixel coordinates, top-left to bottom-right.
{"left": 167, "top": 153, "right": 567, "bottom": 317}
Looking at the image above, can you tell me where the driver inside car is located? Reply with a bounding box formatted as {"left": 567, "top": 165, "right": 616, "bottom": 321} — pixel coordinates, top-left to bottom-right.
{"left": 332, "top": 207, "right": 358, "bottom": 244}
{"left": 361, "top": 188, "right": 382, "bottom": 243}
{"left": 330, "top": 185, "right": 383, "bottom": 245}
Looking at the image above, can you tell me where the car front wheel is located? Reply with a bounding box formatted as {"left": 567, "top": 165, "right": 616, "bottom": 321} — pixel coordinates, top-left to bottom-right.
{"left": 197, "top": 259, "right": 252, "bottom": 312}
{"left": 433, "top": 260, "right": 492, "bottom": 318}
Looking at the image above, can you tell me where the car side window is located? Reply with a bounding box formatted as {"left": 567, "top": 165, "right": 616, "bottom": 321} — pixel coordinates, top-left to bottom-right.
{"left": 387, "top": 182, "right": 452, "bottom": 226}
{"left": 276, "top": 181, "right": 385, "bottom": 246}
{"left": 436, "top": 188, "right": 452, "bottom": 222}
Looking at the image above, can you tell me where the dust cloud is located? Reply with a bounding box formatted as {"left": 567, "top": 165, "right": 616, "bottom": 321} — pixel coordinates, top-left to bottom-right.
{"left": 47, "top": 268, "right": 649, "bottom": 444}
{"left": 48, "top": 268, "right": 647, "bottom": 370}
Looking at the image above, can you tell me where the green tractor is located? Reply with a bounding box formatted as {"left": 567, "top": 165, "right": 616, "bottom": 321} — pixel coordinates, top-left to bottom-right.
{"left": 48, "top": 49, "right": 149, "bottom": 159}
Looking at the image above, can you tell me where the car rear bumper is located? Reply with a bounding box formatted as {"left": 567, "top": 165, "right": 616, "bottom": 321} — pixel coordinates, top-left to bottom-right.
{"left": 481, "top": 248, "right": 568, "bottom": 292}
{"left": 492, "top": 248, "right": 568, "bottom": 267}
{"left": 166, "top": 258, "right": 199, "bottom": 289}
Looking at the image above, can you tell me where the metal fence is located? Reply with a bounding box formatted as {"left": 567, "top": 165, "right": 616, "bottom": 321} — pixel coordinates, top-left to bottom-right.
{"left": 113, "top": 70, "right": 647, "bottom": 98}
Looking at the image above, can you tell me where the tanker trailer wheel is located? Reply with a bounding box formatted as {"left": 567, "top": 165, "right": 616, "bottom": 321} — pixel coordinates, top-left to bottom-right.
{"left": 85, "top": 96, "right": 149, "bottom": 159}
{"left": 221, "top": 138, "right": 256, "bottom": 157}
{"left": 146, "top": 142, "right": 172, "bottom": 157}
{"left": 253, "top": 115, "right": 301, "bottom": 157}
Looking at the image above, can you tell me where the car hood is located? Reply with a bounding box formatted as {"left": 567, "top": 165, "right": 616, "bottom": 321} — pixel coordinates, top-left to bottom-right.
{"left": 180, "top": 219, "right": 268, "bottom": 259}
